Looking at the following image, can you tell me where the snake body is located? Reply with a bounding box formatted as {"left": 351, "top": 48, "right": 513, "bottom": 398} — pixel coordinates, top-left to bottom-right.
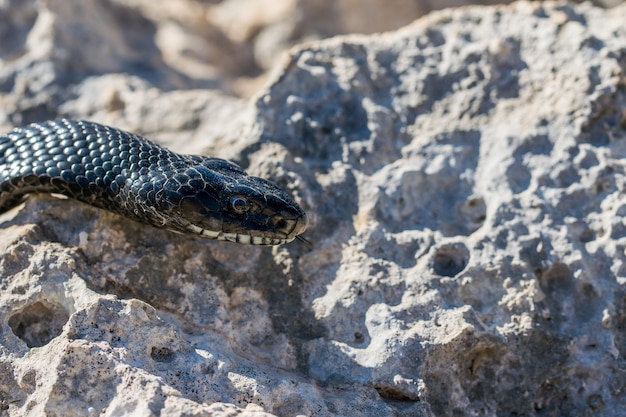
{"left": 0, "top": 119, "right": 307, "bottom": 245}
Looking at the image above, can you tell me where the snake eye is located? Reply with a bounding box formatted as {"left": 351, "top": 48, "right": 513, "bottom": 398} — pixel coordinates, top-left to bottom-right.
{"left": 230, "top": 195, "right": 250, "bottom": 214}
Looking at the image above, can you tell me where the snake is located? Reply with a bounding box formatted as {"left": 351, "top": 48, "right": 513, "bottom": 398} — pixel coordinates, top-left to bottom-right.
{"left": 0, "top": 119, "right": 308, "bottom": 245}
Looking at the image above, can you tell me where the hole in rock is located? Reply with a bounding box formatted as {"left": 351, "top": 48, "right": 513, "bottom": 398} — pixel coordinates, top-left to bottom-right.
{"left": 433, "top": 244, "right": 470, "bottom": 277}
{"left": 151, "top": 346, "right": 175, "bottom": 363}
{"left": 587, "top": 394, "right": 605, "bottom": 410}
{"left": 374, "top": 385, "right": 419, "bottom": 402}
{"left": 458, "top": 197, "right": 487, "bottom": 233}
{"left": 540, "top": 262, "right": 574, "bottom": 294}
{"left": 8, "top": 301, "right": 70, "bottom": 348}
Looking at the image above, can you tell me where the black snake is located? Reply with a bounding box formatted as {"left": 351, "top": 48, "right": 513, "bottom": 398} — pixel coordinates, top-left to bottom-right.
{"left": 0, "top": 119, "right": 308, "bottom": 245}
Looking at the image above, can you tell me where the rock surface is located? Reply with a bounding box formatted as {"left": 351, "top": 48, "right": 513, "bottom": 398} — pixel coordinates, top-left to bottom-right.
{"left": 2, "top": 1, "right": 626, "bottom": 416}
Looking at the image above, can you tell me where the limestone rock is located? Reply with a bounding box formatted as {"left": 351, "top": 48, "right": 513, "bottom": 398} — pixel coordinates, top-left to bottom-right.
{"left": 1, "top": 1, "right": 626, "bottom": 416}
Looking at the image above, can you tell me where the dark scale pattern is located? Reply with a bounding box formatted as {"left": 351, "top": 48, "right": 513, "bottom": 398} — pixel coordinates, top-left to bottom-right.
{"left": 0, "top": 120, "right": 308, "bottom": 245}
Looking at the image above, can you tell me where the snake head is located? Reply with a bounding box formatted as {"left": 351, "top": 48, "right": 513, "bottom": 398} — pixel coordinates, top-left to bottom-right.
{"left": 164, "top": 161, "right": 308, "bottom": 245}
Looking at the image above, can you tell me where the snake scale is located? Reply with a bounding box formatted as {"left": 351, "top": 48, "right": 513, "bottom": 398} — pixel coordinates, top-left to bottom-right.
{"left": 0, "top": 119, "right": 308, "bottom": 245}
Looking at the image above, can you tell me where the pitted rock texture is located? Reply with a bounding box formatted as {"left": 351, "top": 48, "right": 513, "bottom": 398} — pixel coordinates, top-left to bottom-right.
{"left": 2, "top": 1, "right": 626, "bottom": 416}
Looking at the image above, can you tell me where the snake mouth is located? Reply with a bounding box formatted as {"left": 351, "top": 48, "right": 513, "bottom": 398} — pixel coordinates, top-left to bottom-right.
{"left": 220, "top": 232, "right": 288, "bottom": 245}
{"left": 179, "top": 204, "right": 307, "bottom": 245}
{"left": 184, "top": 223, "right": 290, "bottom": 245}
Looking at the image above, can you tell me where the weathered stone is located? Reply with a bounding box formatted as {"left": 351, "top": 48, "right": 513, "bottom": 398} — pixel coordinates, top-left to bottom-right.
{"left": 1, "top": 1, "right": 626, "bottom": 416}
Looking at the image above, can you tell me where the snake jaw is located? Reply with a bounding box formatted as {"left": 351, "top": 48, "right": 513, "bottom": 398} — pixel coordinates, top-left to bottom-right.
{"left": 183, "top": 223, "right": 290, "bottom": 245}
{"left": 222, "top": 233, "right": 289, "bottom": 245}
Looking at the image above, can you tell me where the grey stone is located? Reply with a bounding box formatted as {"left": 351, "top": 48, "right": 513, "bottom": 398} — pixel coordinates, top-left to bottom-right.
{"left": 1, "top": 1, "right": 626, "bottom": 416}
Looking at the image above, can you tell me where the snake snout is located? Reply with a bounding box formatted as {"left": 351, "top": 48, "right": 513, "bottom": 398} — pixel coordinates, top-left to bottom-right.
{"left": 278, "top": 207, "right": 308, "bottom": 240}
